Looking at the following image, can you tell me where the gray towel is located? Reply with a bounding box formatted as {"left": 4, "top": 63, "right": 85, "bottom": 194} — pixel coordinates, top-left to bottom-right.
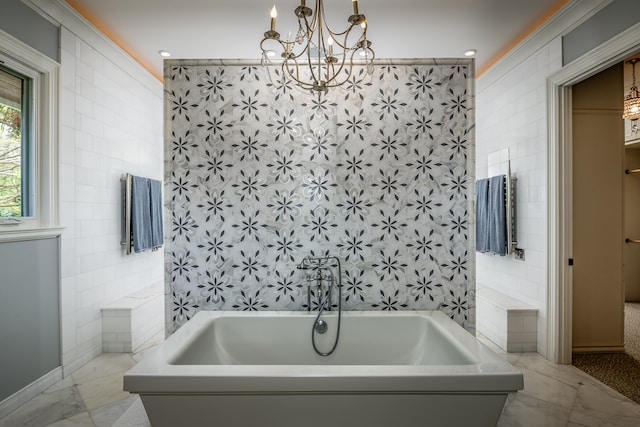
{"left": 475, "top": 178, "right": 490, "bottom": 252}
{"left": 149, "top": 179, "right": 163, "bottom": 249}
{"left": 487, "top": 175, "right": 507, "bottom": 256}
{"left": 131, "top": 175, "right": 153, "bottom": 252}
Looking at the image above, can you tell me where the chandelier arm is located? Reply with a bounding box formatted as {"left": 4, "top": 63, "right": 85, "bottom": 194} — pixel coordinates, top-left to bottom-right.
{"left": 293, "top": 11, "right": 315, "bottom": 52}
{"left": 319, "top": 26, "right": 354, "bottom": 54}
{"left": 316, "top": 14, "right": 362, "bottom": 50}
{"left": 309, "top": 0, "right": 321, "bottom": 31}
{"left": 288, "top": 11, "right": 314, "bottom": 61}
{"left": 320, "top": 22, "right": 367, "bottom": 87}
{"left": 317, "top": 8, "right": 324, "bottom": 84}
{"left": 323, "top": 49, "right": 359, "bottom": 89}
{"left": 300, "top": 42, "right": 319, "bottom": 88}
{"left": 326, "top": 60, "right": 338, "bottom": 85}
{"left": 324, "top": 54, "right": 346, "bottom": 86}
{"left": 282, "top": 58, "right": 300, "bottom": 87}
{"left": 297, "top": 7, "right": 322, "bottom": 86}
{"left": 303, "top": 17, "right": 317, "bottom": 41}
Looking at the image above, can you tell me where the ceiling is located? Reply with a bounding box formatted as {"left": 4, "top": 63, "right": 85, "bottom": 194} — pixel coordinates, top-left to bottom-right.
{"left": 64, "top": 0, "right": 568, "bottom": 80}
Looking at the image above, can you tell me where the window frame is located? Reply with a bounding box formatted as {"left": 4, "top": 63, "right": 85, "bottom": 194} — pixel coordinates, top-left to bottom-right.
{"left": 0, "top": 29, "right": 59, "bottom": 241}
{"left": 0, "top": 64, "right": 33, "bottom": 218}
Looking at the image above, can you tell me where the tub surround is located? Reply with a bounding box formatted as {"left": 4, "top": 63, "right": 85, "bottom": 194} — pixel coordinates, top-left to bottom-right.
{"left": 3, "top": 329, "right": 640, "bottom": 426}
{"left": 124, "top": 310, "right": 522, "bottom": 427}
{"left": 164, "top": 59, "right": 475, "bottom": 333}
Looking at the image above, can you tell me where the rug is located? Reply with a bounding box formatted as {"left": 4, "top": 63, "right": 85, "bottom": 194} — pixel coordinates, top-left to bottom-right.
{"left": 572, "top": 303, "right": 640, "bottom": 404}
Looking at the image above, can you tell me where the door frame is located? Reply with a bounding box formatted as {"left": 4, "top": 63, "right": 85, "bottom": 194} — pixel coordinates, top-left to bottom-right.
{"left": 548, "top": 23, "right": 640, "bottom": 364}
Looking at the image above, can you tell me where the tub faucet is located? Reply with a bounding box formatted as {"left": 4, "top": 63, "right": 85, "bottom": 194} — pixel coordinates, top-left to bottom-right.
{"left": 302, "top": 266, "right": 331, "bottom": 311}
{"left": 297, "top": 256, "right": 336, "bottom": 311}
{"left": 296, "top": 255, "right": 343, "bottom": 356}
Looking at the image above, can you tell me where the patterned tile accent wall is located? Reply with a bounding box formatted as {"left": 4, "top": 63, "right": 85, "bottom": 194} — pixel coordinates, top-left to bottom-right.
{"left": 164, "top": 59, "right": 475, "bottom": 333}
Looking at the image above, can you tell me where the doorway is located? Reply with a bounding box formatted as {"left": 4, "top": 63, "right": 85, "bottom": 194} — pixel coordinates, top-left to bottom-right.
{"left": 548, "top": 26, "right": 640, "bottom": 365}
{"left": 571, "top": 69, "right": 640, "bottom": 400}
{"left": 571, "top": 62, "right": 625, "bottom": 354}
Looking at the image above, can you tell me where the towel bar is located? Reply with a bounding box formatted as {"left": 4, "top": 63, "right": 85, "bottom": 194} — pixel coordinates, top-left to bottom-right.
{"left": 476, "top": 174, "right": 517, "bottom": 256}
{"left": 625, "top": 168, "right": 640, "bottom": 174}
{"left": 626, "top": 238, "right": 640, "bottom": 243}
{"left": 120, "top": 174, "right": 133, "bottom": 254}
{"left": 507, "top": 176, "right": 518, "bottom": 254}
{"left": 121, "top": 173, "right": 164, "bottom": 254}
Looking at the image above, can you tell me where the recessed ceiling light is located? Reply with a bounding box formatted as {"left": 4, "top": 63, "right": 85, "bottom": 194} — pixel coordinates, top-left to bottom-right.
{"left": 158, "top": 50, "right": 171, "bottom": 57}
{"left": 265, "top": 50, "right": 277, "bottom": 58}
{"left": 464, "top": 49, "right": 477, "bottom": 57}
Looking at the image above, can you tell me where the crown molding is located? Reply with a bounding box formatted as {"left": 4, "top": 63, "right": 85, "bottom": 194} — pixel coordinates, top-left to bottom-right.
{"left": 477, "top": 0, "right": 612, "bottom": 93}
{"left": 22, "top": 0, "right": 162, "bottom": 94}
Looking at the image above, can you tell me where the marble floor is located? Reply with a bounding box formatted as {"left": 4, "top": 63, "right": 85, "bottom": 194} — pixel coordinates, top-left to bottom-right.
{"left": 1, "top": 333, "right": 639, "bottom": 427}
{"left": 0, "top": 332, "right": 162, "bottom": 427}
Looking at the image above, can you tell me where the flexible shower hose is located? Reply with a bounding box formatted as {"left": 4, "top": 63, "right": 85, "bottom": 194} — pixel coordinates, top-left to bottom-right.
{"left": 311, "top": 258, "right": 342, "bottom": 357}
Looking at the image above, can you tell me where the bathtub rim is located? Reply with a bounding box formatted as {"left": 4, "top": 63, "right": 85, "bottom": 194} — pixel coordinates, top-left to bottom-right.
{"left": 124, "top": 310, "right": 524, "bottom": 395}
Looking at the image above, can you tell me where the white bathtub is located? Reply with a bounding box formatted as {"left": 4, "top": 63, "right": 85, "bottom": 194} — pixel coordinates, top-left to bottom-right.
{"left": 124, "top": 310, "right": 523, "bottom": 427}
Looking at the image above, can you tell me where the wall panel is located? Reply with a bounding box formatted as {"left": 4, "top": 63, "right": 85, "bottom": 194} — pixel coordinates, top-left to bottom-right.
{"left": 165, "top": 59, "right": 475, "bottom": 332}
{"left": 0, "top": 236, "right": 60, "bottom": 402}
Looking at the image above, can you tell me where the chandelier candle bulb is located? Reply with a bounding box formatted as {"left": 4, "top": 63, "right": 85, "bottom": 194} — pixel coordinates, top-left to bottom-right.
{"left": 284, "top": 31, "right": 293, "bottom": 57}
{"left": 328, "top": 37, "right": 333, "bottom": 56}
{"left": 352, "top": 0, "right": 359, "bottom": 15}
{"left": 270, "top": 6, "right": 277, "bottom": 31}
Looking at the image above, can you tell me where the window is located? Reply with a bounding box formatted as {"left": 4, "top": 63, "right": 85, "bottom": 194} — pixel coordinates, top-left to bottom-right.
{"left": 0, "top": 66, "right": 32, "bottom": 218}
{"left": 0, "top": 30, "right": 59, "bottom": 237}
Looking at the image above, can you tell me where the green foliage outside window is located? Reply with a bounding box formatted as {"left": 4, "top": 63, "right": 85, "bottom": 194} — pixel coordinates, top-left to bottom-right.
{"left": 0, "top": 103, "right": 21, "bottom": 217}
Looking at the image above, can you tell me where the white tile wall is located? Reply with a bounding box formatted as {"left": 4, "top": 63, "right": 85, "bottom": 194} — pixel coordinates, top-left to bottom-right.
{"left": 58, "top": 26, "right": 164, "bottom": 372}
{"left": 476, "top": 36, "right": 564, "bottom": 356}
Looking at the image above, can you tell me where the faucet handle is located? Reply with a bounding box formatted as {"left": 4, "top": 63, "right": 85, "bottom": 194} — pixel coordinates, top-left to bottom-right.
{"left": 296, "top": 255, "right": 313, "bottom": 269}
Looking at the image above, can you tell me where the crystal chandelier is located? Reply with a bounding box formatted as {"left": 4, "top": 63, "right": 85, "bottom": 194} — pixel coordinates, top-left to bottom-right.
{"left": 624, "top": 58, "right": 640, "bottom": 121}
{"left": 260, "top": 0, "right": 374, "bottom": 93}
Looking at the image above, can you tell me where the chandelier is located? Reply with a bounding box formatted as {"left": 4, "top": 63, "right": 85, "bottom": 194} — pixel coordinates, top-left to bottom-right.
{"left": 624, "top": 58, "right": 640, "bottom": 121}
{"left": 260, "top": 0, "right": 375, "bottom": 93}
